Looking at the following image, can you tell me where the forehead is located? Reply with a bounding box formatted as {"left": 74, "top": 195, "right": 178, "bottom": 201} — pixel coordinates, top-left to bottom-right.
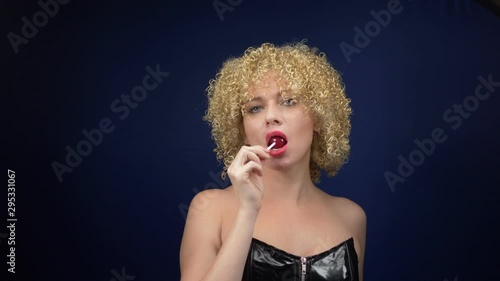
{"left": 246, "top": 72, "right": 290, "bottom": 98}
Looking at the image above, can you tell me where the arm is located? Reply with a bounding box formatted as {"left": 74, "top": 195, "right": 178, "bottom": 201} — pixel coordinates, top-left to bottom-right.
{"left": 180, "top": 146, "right": 270, "bottom": 281}
{"left": 349, "top": 202, "right": 367, "bottom": 281}
{"left": 179, "top": 189, "right": 258, "bottom": 281}
{"left": 338, "top": 197, "right": 367, "bottom": 281}
{"left": 355, "top": 208, "right": 366, "bottom": 281}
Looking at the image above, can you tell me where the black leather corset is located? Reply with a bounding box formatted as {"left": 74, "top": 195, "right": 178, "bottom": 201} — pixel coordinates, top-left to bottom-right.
{"left": 242, "top": 237, "right": 359, "bottom": 281}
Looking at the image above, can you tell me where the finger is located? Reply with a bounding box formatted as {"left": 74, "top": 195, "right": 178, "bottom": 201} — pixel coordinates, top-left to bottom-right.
{"left": 244, "top": 151, "right": 262, "bottom": 165}
{"left": 233, "top": 146, "right": 251, "bottom": 165}
{"left": 244, "top": 146, "right": 271, "bottom": 160}
{"left": 244, "top": 161, "right": 263, "bottom": 177}
{"left": 234, "top": 146, "right": 268, "bottom": 166}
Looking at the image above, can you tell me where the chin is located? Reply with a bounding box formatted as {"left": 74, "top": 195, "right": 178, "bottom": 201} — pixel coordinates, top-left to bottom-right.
{"left": 266, "top": 153, "right": 308, "bottom": 172}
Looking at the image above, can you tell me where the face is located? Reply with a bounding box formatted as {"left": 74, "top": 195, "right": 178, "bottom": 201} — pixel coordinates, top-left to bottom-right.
{"left": 242, "top": 72, "right": 315, "bottom": 169}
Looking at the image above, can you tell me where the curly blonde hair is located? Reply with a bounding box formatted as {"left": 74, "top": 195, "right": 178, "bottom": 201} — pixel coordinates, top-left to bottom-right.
{"left": 204, "top": 40, "right": 352, "bottom": 183}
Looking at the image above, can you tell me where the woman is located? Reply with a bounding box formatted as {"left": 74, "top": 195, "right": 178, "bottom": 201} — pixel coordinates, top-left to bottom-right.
{"left": 180, "top": 41, "right": 366, "bottom": 281}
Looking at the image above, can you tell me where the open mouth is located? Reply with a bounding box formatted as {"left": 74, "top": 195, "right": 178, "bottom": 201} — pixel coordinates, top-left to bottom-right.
{"left": 266, "top": 130, "right": 288, "bottom": 150}
{"left": 268, "top": 136, "right": 287, "bottom": 149}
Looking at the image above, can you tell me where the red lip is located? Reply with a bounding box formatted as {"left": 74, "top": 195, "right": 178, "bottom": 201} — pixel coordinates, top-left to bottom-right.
{"left": 268, "top": 143, "right": 288, "bottom": 156}
{"left": 266, "top": 130, "right": 288, "bottom": 157}
{"left": 266, "top": 130, "right": 288, "bottom": 145}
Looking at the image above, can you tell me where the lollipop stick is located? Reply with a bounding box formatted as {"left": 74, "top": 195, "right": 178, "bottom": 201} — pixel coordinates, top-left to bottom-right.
{"left": 267, "top": 142, "right": 276, "bottom": 150}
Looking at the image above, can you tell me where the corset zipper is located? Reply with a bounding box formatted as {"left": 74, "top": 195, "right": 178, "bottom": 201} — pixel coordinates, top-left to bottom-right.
{"left": 300, "top": 257, "right": 307, "bottom": 281}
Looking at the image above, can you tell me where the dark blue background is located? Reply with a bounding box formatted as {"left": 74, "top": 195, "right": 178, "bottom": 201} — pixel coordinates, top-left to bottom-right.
{"left": 3, "top": 0, "right": 499, "bottom": 280}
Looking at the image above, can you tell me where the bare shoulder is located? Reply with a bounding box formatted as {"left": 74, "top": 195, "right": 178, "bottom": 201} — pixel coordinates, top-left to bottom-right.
{"left": 187, "top": 186, "right": 235, "bottom": 218}
{"left": 317, "top": 192, "right": 367, "bottom": 236}
{"left": 331, "top": 196, "right": 367, "bottom": 226}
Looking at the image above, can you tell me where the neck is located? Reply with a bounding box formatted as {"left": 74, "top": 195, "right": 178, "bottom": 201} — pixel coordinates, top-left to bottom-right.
{"left": 261, "top": 162, "right": 316, "bottom": 205}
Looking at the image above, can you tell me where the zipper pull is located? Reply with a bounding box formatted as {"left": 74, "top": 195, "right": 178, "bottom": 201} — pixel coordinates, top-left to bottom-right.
{"left": 301, "top": 257, "right": 307, "bottom": 275}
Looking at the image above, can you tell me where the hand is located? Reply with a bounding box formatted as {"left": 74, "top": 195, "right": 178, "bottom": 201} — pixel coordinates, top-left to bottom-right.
{"left": 227, "top": 145, "right": 270, "bottom": 213}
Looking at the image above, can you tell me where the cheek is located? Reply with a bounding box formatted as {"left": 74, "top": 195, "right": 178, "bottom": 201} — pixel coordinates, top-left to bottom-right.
{"left": 295, "top": 114, "right": 315, "bottom": 132}
{"left": 298, "top": 118, "right": 315, "bottom": 144}
{"left": 242, "top": 119, "right": 258, "bottom": 143}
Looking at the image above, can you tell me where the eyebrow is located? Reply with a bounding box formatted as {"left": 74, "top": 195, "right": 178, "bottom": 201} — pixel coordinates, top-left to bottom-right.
{"left": 246, "top": 89, "right": 291, "bottom": 103}
{"left": 246, "top": 96, "right": 264, "bottom": 103}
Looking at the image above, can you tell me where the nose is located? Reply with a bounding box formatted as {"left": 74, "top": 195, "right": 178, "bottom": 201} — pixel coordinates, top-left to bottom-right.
{"left": 265, "top": 105, "right": 282, "bottom": 126}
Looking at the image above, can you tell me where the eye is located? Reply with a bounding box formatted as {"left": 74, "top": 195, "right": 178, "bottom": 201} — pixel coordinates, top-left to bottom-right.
{"left": 248, "top": 105, "right": 262, "bottom": 114}
{"left": 282, "top": 98, "right": 297, "bottom": 106}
